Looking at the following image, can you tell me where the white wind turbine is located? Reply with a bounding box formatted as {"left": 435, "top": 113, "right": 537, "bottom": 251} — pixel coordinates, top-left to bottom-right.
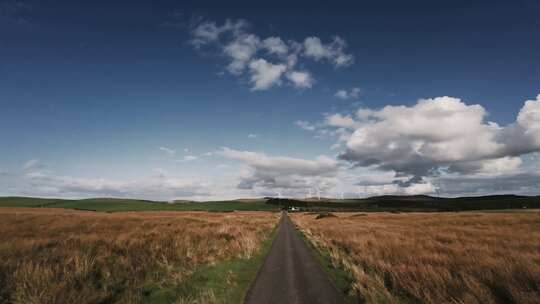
{"left": 315, "top": 186, "right": 321, "bottom": 200}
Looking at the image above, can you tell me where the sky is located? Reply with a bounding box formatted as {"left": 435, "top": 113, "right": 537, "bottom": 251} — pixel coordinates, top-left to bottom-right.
{"left": 1, "top": 0, "right": 540, "bottom": 200}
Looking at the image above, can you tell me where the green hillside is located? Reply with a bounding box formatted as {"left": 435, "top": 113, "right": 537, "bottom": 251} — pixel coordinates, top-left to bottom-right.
{"left": 0, "top": 197, "right": 278, "bottom": 212}
{"left": 2, "top": 195, "right": 539, "bottom": 213}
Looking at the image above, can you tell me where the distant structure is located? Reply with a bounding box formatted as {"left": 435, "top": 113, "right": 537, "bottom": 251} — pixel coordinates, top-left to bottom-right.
{"left": 307, "top": 188, "right": 313, "bottom": 199}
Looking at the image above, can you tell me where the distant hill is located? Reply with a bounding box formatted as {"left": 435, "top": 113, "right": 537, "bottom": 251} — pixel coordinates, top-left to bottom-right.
{"left": 1, "top": 195, "right": 539, "bottom": 213}
{"left": 0, "top": 197, "right": 278, "bottom": 212}
{"left": 267, "top": 195, "right": 540, "bottom": 212}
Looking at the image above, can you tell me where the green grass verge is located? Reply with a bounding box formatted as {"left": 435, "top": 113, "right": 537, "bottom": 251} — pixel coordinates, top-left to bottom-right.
{"left": 295, "top": 226, "right": 357, "bottom": 304}
{"left": 0, "top": 197, "right": 279, "bottom": 212}
{"left": 143, "top": 227, "right": 278, "bottom": 304}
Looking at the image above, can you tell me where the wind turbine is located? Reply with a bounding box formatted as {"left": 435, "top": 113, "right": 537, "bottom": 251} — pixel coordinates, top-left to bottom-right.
{"left": 315, "top": 186, "right": 321, "bottom": 200}
{"left": 434, "top": 186, "right": 441, "bottom": 198}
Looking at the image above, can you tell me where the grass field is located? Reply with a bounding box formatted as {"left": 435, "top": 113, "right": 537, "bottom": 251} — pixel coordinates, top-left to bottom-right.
{"left": 291, "top": 211, "right": 540, "bottom": 304}
{"left": 0, "top": 197, "right": 278, "bottom": 212}
{"left": 0, "top": 208, "right": 279, "bottom": 304}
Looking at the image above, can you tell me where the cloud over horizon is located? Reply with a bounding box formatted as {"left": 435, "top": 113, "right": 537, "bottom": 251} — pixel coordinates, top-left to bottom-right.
{"left": 1, "top": 160, "right": 211, "bottom": 200}
{"left": 217, "top": 147, "right": 339, "bottom": 195}
{"left": 297, "top": 94, "right": 540, "bottom": 195}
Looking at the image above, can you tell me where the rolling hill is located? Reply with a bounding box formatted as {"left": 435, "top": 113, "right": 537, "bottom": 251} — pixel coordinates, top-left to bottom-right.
{"left": 1, "top": 195, "right": 539, "bottom": 212}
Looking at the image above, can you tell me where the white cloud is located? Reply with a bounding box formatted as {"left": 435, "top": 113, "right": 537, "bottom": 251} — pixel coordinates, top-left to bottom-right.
{"left": 303, "top": 36, "right": 354, "bottom": 67}
{"left": 176, "top": 155, "right": 198, "bottom": 162}
{"left": 295, "top": 120, "right": 317, "bottom": 131}
{"left": 159, "top": 146, "right": 176, "bottom": 156}
{"left": 224, "top": 34, "right": 261, "bottom": 75}
{"left": 191, "top": 19, "right": 248, "bottom": 47}
{"left": 359, "top": 182, "right": 436, "bottom": 197}
{"left": 248, "top": 59, "right": 287, "bottom": 91}
{"left": 517, "top": 94, "right": 540, "bottom": 146}
{"left": 335, "top": 90, "right": 348, "bottom": 99}
{"left": 322, "top": 94, "right": 540, "bottom": 185}
{"left": 8, "top": 160, "right": 210, "bottom": 200}
{"left": 335, "top": 87, "right": 361, "bottom": 100}
{"left": 189, "top": 18, "right": 354, "bottom": 91}
{"left": 325, "top": 113, "right": 359, "bottom": 129}
{"left": 217, "top": 147, "right": 339, "bottom": 191}
{"left": 248, "top": 133, "right": 260, "bottom": 138}
{"left": 262, "top": 36, "right": 288, "bottom": 55}
{"left": 286, "top": 70, "right": 314, "bottom": 89}
{"left": 449, "top": 156, "right": 523, "bottom": 176}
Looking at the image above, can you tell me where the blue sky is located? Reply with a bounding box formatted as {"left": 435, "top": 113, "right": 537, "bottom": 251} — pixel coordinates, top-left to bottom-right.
{"left": 1, "top": 0, "right": 540, "bottom": 200}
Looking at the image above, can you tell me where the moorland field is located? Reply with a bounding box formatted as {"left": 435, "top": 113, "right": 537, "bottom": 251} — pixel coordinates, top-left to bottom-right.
{"left": 1, "top": 196, "right": 540, "bottom": 304}
{"left": 292, "top": 211, "right": 540, "bottom": 304}
{"left": 0, "top": 208, "right": 279, "bottom": 304}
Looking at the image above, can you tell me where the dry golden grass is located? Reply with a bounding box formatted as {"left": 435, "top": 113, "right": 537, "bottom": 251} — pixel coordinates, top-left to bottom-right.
{"left": 291, "top": 211, "right": 540, "bottom": 304}
{"left": 0, "top": 208, "right": 278, "bottom": 304}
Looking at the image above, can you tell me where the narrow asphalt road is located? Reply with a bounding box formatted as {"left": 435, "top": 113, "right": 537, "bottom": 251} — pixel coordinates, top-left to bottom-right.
{"left": 244, "top": 212, "right": 343, "bottom": 304}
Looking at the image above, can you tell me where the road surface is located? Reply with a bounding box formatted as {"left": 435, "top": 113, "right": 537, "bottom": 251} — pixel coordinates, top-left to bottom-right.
{"left": 244, "top": 212, "right": 343, "bottom": 304}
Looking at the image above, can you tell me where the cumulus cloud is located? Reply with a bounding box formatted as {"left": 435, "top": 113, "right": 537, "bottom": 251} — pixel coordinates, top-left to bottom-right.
{"left": 191, "top": 19, "right": 248, "bottom": 47}
{"left": 516, "top": 94, "right": 540, "bottom": 147}
{"left": 286, "top": 71, "right": 314, "bottom": 89}
{"left": 262, "top": 36, "right": 288, "bottom": 55}
{"left": 325, "top": 113, "right": 360, "bottom": 129}
{"left": 248, "top": 59, "right": 287, "bottom": 90}
{"left": 217, "top": 147, "right": 339, "bottom": 193}
{"left": 303, "top": 36, "right": 354, "bottom": 67}
{"left": 225, "top": 34, "right": 261, "bottom": 74}
{"left": 335, "top": 87, "right": 361, "bottom": 100}
{"left": 319, "top": 94, "right": 540, "bottom": 187}
{"left": 189, "top": 18, "right": 353, "bottom": 91}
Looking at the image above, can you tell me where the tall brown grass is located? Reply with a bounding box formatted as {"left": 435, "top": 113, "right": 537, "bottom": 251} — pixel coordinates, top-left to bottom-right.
{"left": 291, "top": 211, "right": 540, "bottom": 304}
{"left": 0, "top": 208, "right": 278, "bottom": 304}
